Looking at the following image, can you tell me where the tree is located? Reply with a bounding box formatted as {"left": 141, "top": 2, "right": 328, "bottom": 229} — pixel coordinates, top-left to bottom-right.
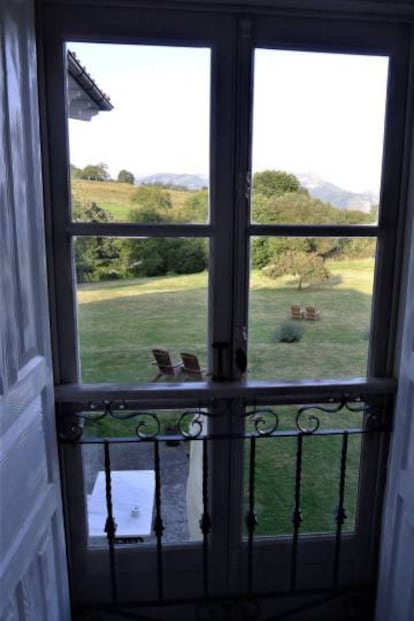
{"left": 123, "top": 207, "right": 207, "bottom": 277}
{"left": 123, "top": 207, "right": 168, "bottom": 276}
{"left": 253, "top": 170, "right": 303, "bottom": 199}
{"left": 369, "top": 203, "right": 379, "bottom": 222}
{"left": 70, "top": 163, "right": 82, "bottom": 179}
{"left": 117, "top": 169, "right": 135, "bottom": 184}
{"left": 263, "top": 250, "right": 331, "bottom": 289}
{"left": 72, "top": 199, "right": 122, "bottom": 281}
{"left": 179, "top": 190, "right": 208, "bottom": 223}
{"left": 72, "top": 199, "right": 113, "bottom": 223}
{"left": 132, "top": 185, "right": 172, "bottom": 211}
{"left": 250, "top": 190, "right": 375, "bottom": 269}
{"left": 79, "top": 162, "right": 110, "bottom": 181}
{"left": 167, "top": 238, "right": 207, "bottom": 274}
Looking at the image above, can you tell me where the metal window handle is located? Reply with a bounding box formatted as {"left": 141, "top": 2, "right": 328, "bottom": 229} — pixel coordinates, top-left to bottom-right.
{"left": 235, "top": 348, "right": 247, "bottom": 374}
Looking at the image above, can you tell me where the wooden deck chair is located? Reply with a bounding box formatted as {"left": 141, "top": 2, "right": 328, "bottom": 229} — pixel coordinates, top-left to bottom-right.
{"left": 304, "top": 306, "right": 320, "bottom": 321}
{"left": 289, "top": 305, "right": 304, "bottom": 320}
{"left": 180, "top": 352, "right": 207, "bottom": 381}
{"left": 151, "top": 348, "right": 183, "bottom": 381}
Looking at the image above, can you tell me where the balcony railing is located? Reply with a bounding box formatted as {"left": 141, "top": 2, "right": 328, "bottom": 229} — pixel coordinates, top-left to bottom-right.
{"left": 58, "top": 387, "right": 392, "bottom": 620}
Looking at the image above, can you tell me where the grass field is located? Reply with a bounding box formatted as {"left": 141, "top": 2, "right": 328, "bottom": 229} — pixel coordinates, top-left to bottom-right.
{"left": 77, "top": 259, "right": 373, "bottom": 383}
{"left": 78, "top": 259, "right": 373, "bottom": 536}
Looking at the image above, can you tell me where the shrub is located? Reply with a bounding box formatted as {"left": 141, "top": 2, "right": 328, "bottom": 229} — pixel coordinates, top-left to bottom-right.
{"left": 275, "top": 321, "right": 304, "bottom": 343}
{"left": 167, "top": 238, "right": 207, "bottom": 274}
{"left": 132, "top": 185, "right": 172, "bottom": 211}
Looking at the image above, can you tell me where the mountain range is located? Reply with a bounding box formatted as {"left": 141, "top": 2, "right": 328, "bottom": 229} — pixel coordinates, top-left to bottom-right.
{"left": 137, "top": 172, "right": 208, "bottom": 191}
{"left": 136, "top": 172, "right": 378, "bottom": 212}
{"left": 296, "top": 173, "right": 378, "bottom": 213}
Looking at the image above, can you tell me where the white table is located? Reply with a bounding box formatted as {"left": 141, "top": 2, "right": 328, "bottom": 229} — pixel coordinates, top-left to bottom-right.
{"left": 87, "top": 470, "right": 155, "bottom": 541}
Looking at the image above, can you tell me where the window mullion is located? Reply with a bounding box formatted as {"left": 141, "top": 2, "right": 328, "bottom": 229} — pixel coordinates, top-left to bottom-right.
{"left": 249, "top": 224, "right": 380, "bottom": 237}
{"left": 231, "top": 17, "right": 255, "bottom": 383}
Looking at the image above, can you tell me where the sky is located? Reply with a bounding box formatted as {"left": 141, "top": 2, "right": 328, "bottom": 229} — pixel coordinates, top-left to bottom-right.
{"left": 68, "top": 42, "right": 389, "bottom": 194}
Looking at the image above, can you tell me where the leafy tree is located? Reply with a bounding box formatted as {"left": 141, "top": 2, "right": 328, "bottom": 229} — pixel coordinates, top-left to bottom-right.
{"left": 70, "top": 164, "right": 82, "bottom": 179}
{"left": 251, "top": 190, "right": 375, "bottom": 269}
{"left": 167, "top": 238, "right": 207, "bottom": 274}
{"left": 123, "top": 207, "right": 207, "bottom": 277}
{"left": 117, "top": 169, "right": 135, "bottom": 184}
{"left": 123, "top": 207, "right": 169, "bottom": 276}
{"left": 263, "top": 250, "right": 331, "bottom": 290}
{"left": 369, "top": 203, "right": 379, "bottom": 222}
{"left": 132, "top": 185, "right": 172, "bottom": 211}
{"left": 179, "top": 190, "right": 208, "bottom": 223}
{"left": 253, "top": 170, "right": 303, "bottom": 199}
{"left": 72, "top": 199, "right": 122, "bottom": 282}
{"left": 72, "top": 199, "right": 113, "bottom": 223}
{"left": 79, "top": 162, "right": 110, "bottom": 181}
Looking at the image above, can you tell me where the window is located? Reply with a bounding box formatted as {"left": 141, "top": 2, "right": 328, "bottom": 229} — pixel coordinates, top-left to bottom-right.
{"left": 41, "top": 4, "right": 409, "bottom": 617}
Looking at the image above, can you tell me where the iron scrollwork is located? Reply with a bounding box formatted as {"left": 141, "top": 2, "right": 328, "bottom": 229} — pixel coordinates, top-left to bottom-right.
{"left": 59, "top": 400, "right": 161, "bottom": 441}
{"left": 245, "top": 406, "right": 279, "bottom": 436}
{"left": 59, "top": 400, "right": 221, "bottom": 442}
{"left": 177, "top": 409, "right": 208, "bottom": 439}
{"left": 295, "top": 394, "right": 371, "bottom": 434}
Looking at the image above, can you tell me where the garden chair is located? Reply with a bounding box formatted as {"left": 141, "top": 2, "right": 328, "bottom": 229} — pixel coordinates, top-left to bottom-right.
{"left": 180, "top": 352, "right": 207, "bottom": 381}
{"left": 289, "top": 305, "right": 304, "bottom": 320}
{"left": 151, "top": 348, "right": 183, "bottom": 381}
{"left": 304, "top": 306, "right": 321, "bottom": 321}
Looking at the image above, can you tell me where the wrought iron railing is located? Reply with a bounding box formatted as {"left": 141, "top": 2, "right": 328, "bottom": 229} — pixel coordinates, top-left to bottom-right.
{"left": 58, "top": 392, "right": 389, "bottom": 620}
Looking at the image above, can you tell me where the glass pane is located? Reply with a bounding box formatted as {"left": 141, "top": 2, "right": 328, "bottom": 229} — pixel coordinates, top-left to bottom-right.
{"left": 251, "top": 50, "right": 388, "bottom": 225}
{"left": 67, "top": 42, "right": 210, "bottom": 223}
{"left": 248, "top": 237, "right": 376, "bottom": 379}
{"left": 80, "top": 406, "right": 209, "bottom": 546}
{"left": 243, "top": 404, "right": 363, "bottom": 537}
{"left": 74, "top": 237, "right": 209, "bottom": 382}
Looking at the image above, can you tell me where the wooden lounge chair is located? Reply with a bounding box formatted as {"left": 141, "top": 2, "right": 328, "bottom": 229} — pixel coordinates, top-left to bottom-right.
{"left": 304, "top": 306, "right": 320, "bottom": 321}
{"left": 180, "top": 352, "right": 207, "bottom": 381}
{"left": 151, "top": 348, "right": 183, "bottom": 381}
{"left": 289, "top": 305, "right": 304, "bottom": 320}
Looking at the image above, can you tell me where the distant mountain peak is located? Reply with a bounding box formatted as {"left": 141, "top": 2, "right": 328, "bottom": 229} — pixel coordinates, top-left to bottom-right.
{"left": 297, "top": 173, "right": 378, "bottom": 212}
{"left": 135, "top": 170, "right": 378, "bottom": 213}
{"left": 136, "top": 172, "right": 208, "bottom": 190}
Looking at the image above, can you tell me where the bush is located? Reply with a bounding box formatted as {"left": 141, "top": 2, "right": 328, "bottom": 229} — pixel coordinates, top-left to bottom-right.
{"left": 275, "top": 321, "right": 304, "bottom": 343}
{"left": 180, "top": 190, "right": 208, "bottom": 223}
{"left": 132, "top": 185, "right": 172, "bottom": 211}
{"left": 167, "top": 238, "right": 207, "bottom": 274}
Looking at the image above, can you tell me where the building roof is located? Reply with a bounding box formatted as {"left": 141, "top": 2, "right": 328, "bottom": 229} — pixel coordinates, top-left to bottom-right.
{"left": 67, "top": 50, "right": 113, "bottom": 121}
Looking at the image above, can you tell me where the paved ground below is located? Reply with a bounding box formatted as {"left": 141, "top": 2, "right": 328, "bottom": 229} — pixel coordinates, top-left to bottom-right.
{"left": 83, "top": 439, "right": 190, "bottom": 544}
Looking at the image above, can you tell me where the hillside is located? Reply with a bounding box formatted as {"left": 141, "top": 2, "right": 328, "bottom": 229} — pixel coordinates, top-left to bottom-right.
{"left": 71, "top": 178, "right": 191, "bottom": 221}
{"left": 71, "top": 173, "right": 378, "bottom": 222}
{"left": 135, "top": 171, "right": 379, "bottom": 213}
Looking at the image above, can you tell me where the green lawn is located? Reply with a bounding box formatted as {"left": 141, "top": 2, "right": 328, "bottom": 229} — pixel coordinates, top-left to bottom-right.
{"left": 78, "top": 259, "right": 373, "bottom": 536}
{"left": 77, "top": 259, "right": 373, "bottom": 383}
{"left": 244, "top": 406, "right": 362, "bottom": 536}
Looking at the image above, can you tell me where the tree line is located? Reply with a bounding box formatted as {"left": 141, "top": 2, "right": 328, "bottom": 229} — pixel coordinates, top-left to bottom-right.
{"left": 71, "top": 162, "right": 135, "bottom": 184}
{"left": 73, "top": 170, "right": 377, "bottom": 287}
